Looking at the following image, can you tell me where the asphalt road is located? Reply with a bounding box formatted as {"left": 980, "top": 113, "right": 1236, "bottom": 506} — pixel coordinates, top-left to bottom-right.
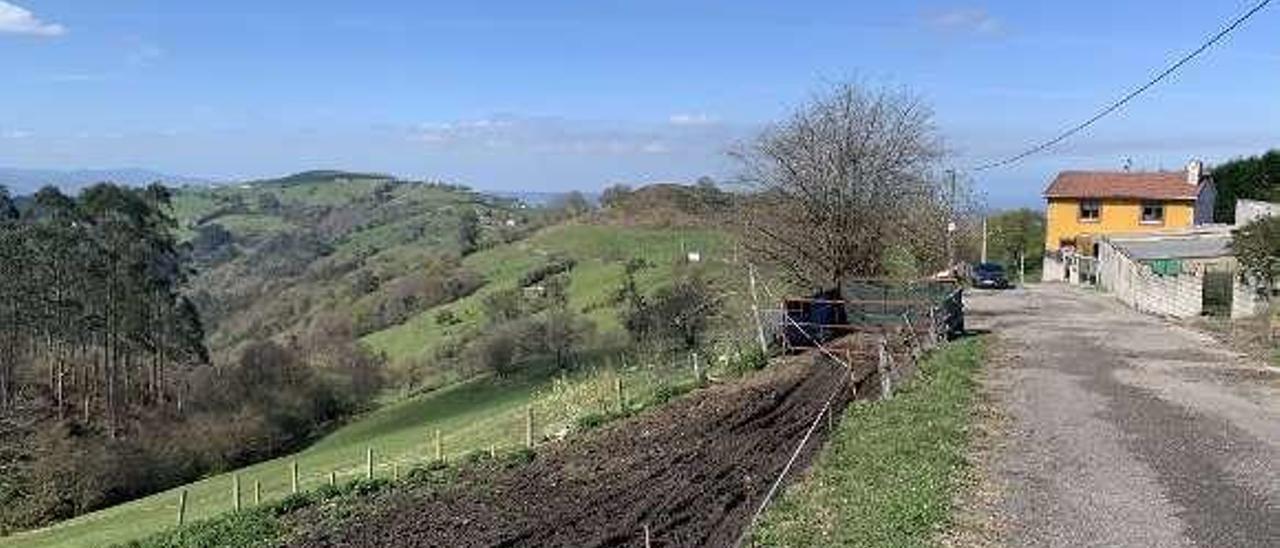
{"left": 966, "top": 283, "right": 1280, "bottom": 548}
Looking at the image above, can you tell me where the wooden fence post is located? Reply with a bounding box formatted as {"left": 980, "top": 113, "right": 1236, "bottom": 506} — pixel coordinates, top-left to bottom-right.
{"left": 877, "top": 336, "right": 892, "bottom": 400}
{"left": 525, "top": 405, "right": 534, "bottom": 449}
{"left": 177, "top": 490, "right": 187, "bottom": 526}
{"left": 291, "top": 460, "right": 299, "bottom": 494}
{"left": 254, "top": 480, "right": 261, "bottom": 505}
{"left": 329, "top": 471, "right": 336, "bottom": 487}
{"left": 232, "top": 474, "right": 241, "bottom": 512}
{"left": 366, "top": 446, "right": 374, "bottom": 480}
{"left": 644, "top": 524, "right": 652, "bottom": 548}
{"left": 614, "top": 377, "right": 624, "bottom": 413}
{"left": 435, "top": 429, "right": 443, "bottom": 463}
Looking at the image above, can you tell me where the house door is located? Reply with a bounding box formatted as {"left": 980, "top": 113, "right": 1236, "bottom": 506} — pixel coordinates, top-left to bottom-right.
{"left": 1202, "top": 266, "right": 1234, "bottom": 317}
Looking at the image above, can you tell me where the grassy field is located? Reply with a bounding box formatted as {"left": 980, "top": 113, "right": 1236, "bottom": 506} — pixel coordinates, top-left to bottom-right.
{"left": 3, "top": 354, "right": 722, "bottom": 548}
{"left": 751, "top": 337, "right": 986, "bottom": 547}
{"left": 363, "top": 223, "right": 734, "bottom": 366}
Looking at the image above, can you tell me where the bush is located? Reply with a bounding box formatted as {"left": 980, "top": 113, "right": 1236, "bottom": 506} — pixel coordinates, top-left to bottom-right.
{"left": 519, "top": 255, "right": 577, "bottom": 288}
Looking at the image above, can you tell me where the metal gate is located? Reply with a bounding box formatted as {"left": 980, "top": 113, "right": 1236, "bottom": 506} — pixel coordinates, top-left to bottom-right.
{"left": 1202, "top": 266, "right": 1234, "bottom": 317}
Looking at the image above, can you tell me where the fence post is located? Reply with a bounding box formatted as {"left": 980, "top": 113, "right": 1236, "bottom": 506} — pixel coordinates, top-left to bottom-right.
{"left": 232, "top": 474, "right": 241, "bottom": 512}
{"left": 254, "top": 480, "right": 261, "bottom": 505}
{"left": 329, "top": 471, "right": 336, "bottom": 486}
{"left": 692, "top": 352, "right": 702, "bottom": 384}
{"left": 435, "top": 429, "right": 444, "bottom": 463}
{"left": 393, "top": 462, "right": 400, "bottom": 481}
{"left": 177, "top": 490, "right": 187, "bottom": 526}
{"left": 928, "top": 308, "right": 938, "bottom": 346}
{"left": 877, "top": 336, "right": 892, "bottom": 400}
{"left": 291, "top": 460, "right": 299, "bottom": 494}
{"left": 366, "top": 446, "right": 374, "bottom": 480}
{"left": 525, "top": 405, "right": 534, "bottom": 449}
{"left": 614, "top": 376, "right": 624, "bottom": 413}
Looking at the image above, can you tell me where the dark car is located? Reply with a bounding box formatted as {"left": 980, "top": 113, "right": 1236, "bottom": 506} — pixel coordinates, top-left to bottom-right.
{"left": 971, "top": 262, "right": 1010, "bottom": 289}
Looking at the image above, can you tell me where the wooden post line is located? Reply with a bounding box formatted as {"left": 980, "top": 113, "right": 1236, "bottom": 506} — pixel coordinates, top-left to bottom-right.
{"left": 366, "top": 446, "right": 374, "bottom": 480}
{"left": 291, "top": 460, "right": 299, "bottom": 494}
{"left": 176, "top": 490, "right": 187, "bottom": 526}
{"left": 614, "top": 377, "right": 624, "bottom": 413}
{"left": 232, "top": 474, "right": 241, "bottom": 512}
{"left": 435, "top": 429, "right": 443, "bottom": 463}
{"left": 525, "top": 405, "right": 534, "bottom": 449}
{"left": 254, "top": 480, "right": 261, "bottom": 506}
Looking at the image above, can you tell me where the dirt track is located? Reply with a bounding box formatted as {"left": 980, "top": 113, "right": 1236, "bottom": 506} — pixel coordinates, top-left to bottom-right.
{"left": 288, "top": 356, "right": 852, "bottom": 547}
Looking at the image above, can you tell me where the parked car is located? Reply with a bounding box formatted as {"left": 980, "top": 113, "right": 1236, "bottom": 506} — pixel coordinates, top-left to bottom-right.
{"left": 971, "top": 262, "right": 1010, "bottom": 289}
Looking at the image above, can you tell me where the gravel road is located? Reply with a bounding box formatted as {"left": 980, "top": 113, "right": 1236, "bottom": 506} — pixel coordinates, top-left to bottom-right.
{"left": 966, "top": 283, "right": 1280, "bottom": 548}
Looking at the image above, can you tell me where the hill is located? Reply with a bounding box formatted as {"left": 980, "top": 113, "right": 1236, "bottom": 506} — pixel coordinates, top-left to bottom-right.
{"left": 2, "top": 178, "right": 755, "bottom": 547}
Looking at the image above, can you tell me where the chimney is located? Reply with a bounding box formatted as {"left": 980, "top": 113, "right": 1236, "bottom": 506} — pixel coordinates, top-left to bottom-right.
{"left": 1186, "top": 159, "right": 1203, "bottom": 186}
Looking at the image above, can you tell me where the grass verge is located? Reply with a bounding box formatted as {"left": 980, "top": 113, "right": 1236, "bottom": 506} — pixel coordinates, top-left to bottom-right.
{"left": 750, "top": 336, "right": 986, "bottom": 547}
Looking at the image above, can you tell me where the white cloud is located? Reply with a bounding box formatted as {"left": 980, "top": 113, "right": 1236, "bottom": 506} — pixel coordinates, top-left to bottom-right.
{"left": 923, "top": 8, "right": 1002, "bottom": 35}
{"left": 668, "top": 113, "right": 717, "bottom": 126}
{"left": 1, "top": 129, "right": 32, "bottom": 139}
{"left": 0, "top": 1, "right": 65, "bottom": 37}
{"left": 405, "top": 115, "right": 740, "bottom": 158}
{"left": 127, "top": 41, "right": 165, "bottom": 66}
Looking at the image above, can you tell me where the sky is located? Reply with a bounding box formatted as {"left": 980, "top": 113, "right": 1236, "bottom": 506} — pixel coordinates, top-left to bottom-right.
{"left": 1, "top": 1, "right": 1279, "bottom": 207}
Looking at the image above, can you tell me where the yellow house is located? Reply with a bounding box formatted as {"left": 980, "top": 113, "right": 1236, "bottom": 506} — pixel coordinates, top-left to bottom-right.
{"left": 1042, "top": 161, "right": 1216, "bottom": 282}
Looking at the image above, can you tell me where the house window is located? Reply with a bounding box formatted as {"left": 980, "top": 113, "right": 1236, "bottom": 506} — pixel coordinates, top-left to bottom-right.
{"left": 1079, "top": 200, "right": 1101, "bottom": 221}
{"left": 1141, "top": 201, "right": 1165, "bottom": 224}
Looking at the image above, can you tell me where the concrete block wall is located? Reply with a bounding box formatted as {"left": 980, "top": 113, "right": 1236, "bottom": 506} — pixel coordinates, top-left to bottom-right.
{"left": 1097, "top": 240, "right": 1203, "bottom": 318}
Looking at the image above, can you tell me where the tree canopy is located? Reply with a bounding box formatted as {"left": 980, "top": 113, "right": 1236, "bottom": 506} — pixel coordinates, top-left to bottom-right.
{"left": 1231, "top": 215, "right": 1280, "bottom": 291}
{"left": 1212, "top": 150, "right": 1280, "bottom": 223}
{"left": 733, "top": 82, "right": 950, "bottom": 288}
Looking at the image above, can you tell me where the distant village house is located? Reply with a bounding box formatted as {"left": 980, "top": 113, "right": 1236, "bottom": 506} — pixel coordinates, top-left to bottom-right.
{"left": 1042, "top": 160, "right": 1215, "bottom": 283}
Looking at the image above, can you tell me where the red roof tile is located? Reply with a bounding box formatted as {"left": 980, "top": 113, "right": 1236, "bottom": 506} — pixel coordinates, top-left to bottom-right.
{"left": 1044, "top": 171, "right": 1199, "bottom": 201}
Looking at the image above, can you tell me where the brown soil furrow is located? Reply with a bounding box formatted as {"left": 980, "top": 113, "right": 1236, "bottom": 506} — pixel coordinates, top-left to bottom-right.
{"left": 289, "top": 355, "right": 853, "bottom": 548}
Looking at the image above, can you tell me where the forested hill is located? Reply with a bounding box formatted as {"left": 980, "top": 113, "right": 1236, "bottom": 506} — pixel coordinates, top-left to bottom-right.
{"left": 169, "top": 171, "right": 531, "bottom": 355}
{"left": 0, "top": 172, "right": 542, "bottom": 533}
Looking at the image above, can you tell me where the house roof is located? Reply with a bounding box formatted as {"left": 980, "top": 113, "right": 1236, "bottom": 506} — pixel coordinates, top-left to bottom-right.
{"left": 1044, "top": 171, "right": 1199, "bottom": 201}
{"left": 1107, "top": 231, "right": 1233, "bottom": 261}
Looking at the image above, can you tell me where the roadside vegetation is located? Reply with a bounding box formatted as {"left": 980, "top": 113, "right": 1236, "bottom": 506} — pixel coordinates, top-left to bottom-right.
{"left": 751, "top": 337, "right": 986, "bottom": 547}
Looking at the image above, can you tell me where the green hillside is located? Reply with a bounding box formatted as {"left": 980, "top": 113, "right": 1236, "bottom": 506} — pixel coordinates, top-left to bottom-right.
{"left": 2, "top": 179, "right": 752, "bottom": 548}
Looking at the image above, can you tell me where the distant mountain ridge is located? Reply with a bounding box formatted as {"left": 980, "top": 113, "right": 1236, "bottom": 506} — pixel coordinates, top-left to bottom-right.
{"left": 0, "top": 167, "right": 213, "bottom": 194}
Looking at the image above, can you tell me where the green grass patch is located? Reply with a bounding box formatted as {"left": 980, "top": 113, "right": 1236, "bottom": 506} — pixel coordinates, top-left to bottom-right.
{"left": 5, "top": 349, "right": 726, "bottom": 548}
{"left": 750, "top": 337, "right": 986, "bottom": 547}
{"left": 361, "top": 223, "right": 733, "bottom": 366}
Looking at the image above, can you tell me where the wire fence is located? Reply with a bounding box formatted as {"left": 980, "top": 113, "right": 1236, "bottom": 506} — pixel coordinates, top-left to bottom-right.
{"left": 733, "top": 276, "right": 964, "bottom": 546}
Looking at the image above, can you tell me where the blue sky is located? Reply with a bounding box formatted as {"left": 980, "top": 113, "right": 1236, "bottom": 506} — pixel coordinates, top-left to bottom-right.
{"left": 2, "top": 1, "right": 1278, "bottom": 206}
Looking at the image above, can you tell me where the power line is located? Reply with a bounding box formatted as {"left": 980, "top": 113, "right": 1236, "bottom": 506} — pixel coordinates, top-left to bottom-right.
{"left": 973, "top": 0, "right": 1274, "bottom": 172}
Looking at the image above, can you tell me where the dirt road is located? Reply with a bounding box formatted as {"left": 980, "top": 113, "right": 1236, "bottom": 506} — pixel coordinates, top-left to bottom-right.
{"left": 967, "top": 284, "right": 1280, "bottom": 547}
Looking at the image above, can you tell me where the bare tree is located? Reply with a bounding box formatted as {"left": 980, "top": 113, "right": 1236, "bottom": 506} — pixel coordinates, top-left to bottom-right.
{"left": 733, "top": 82, "right": 951, "bottom": 289}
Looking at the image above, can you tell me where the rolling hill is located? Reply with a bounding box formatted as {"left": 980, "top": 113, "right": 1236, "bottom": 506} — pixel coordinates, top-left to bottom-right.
{"left": 1, "top": 176, "right": 754, "bottom": 547}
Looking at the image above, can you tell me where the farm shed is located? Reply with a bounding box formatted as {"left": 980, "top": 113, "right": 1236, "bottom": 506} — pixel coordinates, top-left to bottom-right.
{"left": 1096, "top": 228, "right": 1265, "bottom": 319}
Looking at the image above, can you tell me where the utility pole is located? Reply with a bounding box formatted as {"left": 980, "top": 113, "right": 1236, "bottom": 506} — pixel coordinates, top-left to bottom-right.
{"left": 1019, "top": 251, "right": 1026, "bottom": 286}
{"left": 980, "top": 217, "right": 988, "bottom": 264}
{"left": 748, "top": 263, "right": 769, "bottom": 356}
{"left": 946, "top": 169, "right": 957, "bottom": 271}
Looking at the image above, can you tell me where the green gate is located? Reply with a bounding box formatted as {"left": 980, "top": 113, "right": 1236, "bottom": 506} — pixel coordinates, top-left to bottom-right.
{"left": 1202, "top": 266, "right": 1234, "bottom": 317}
